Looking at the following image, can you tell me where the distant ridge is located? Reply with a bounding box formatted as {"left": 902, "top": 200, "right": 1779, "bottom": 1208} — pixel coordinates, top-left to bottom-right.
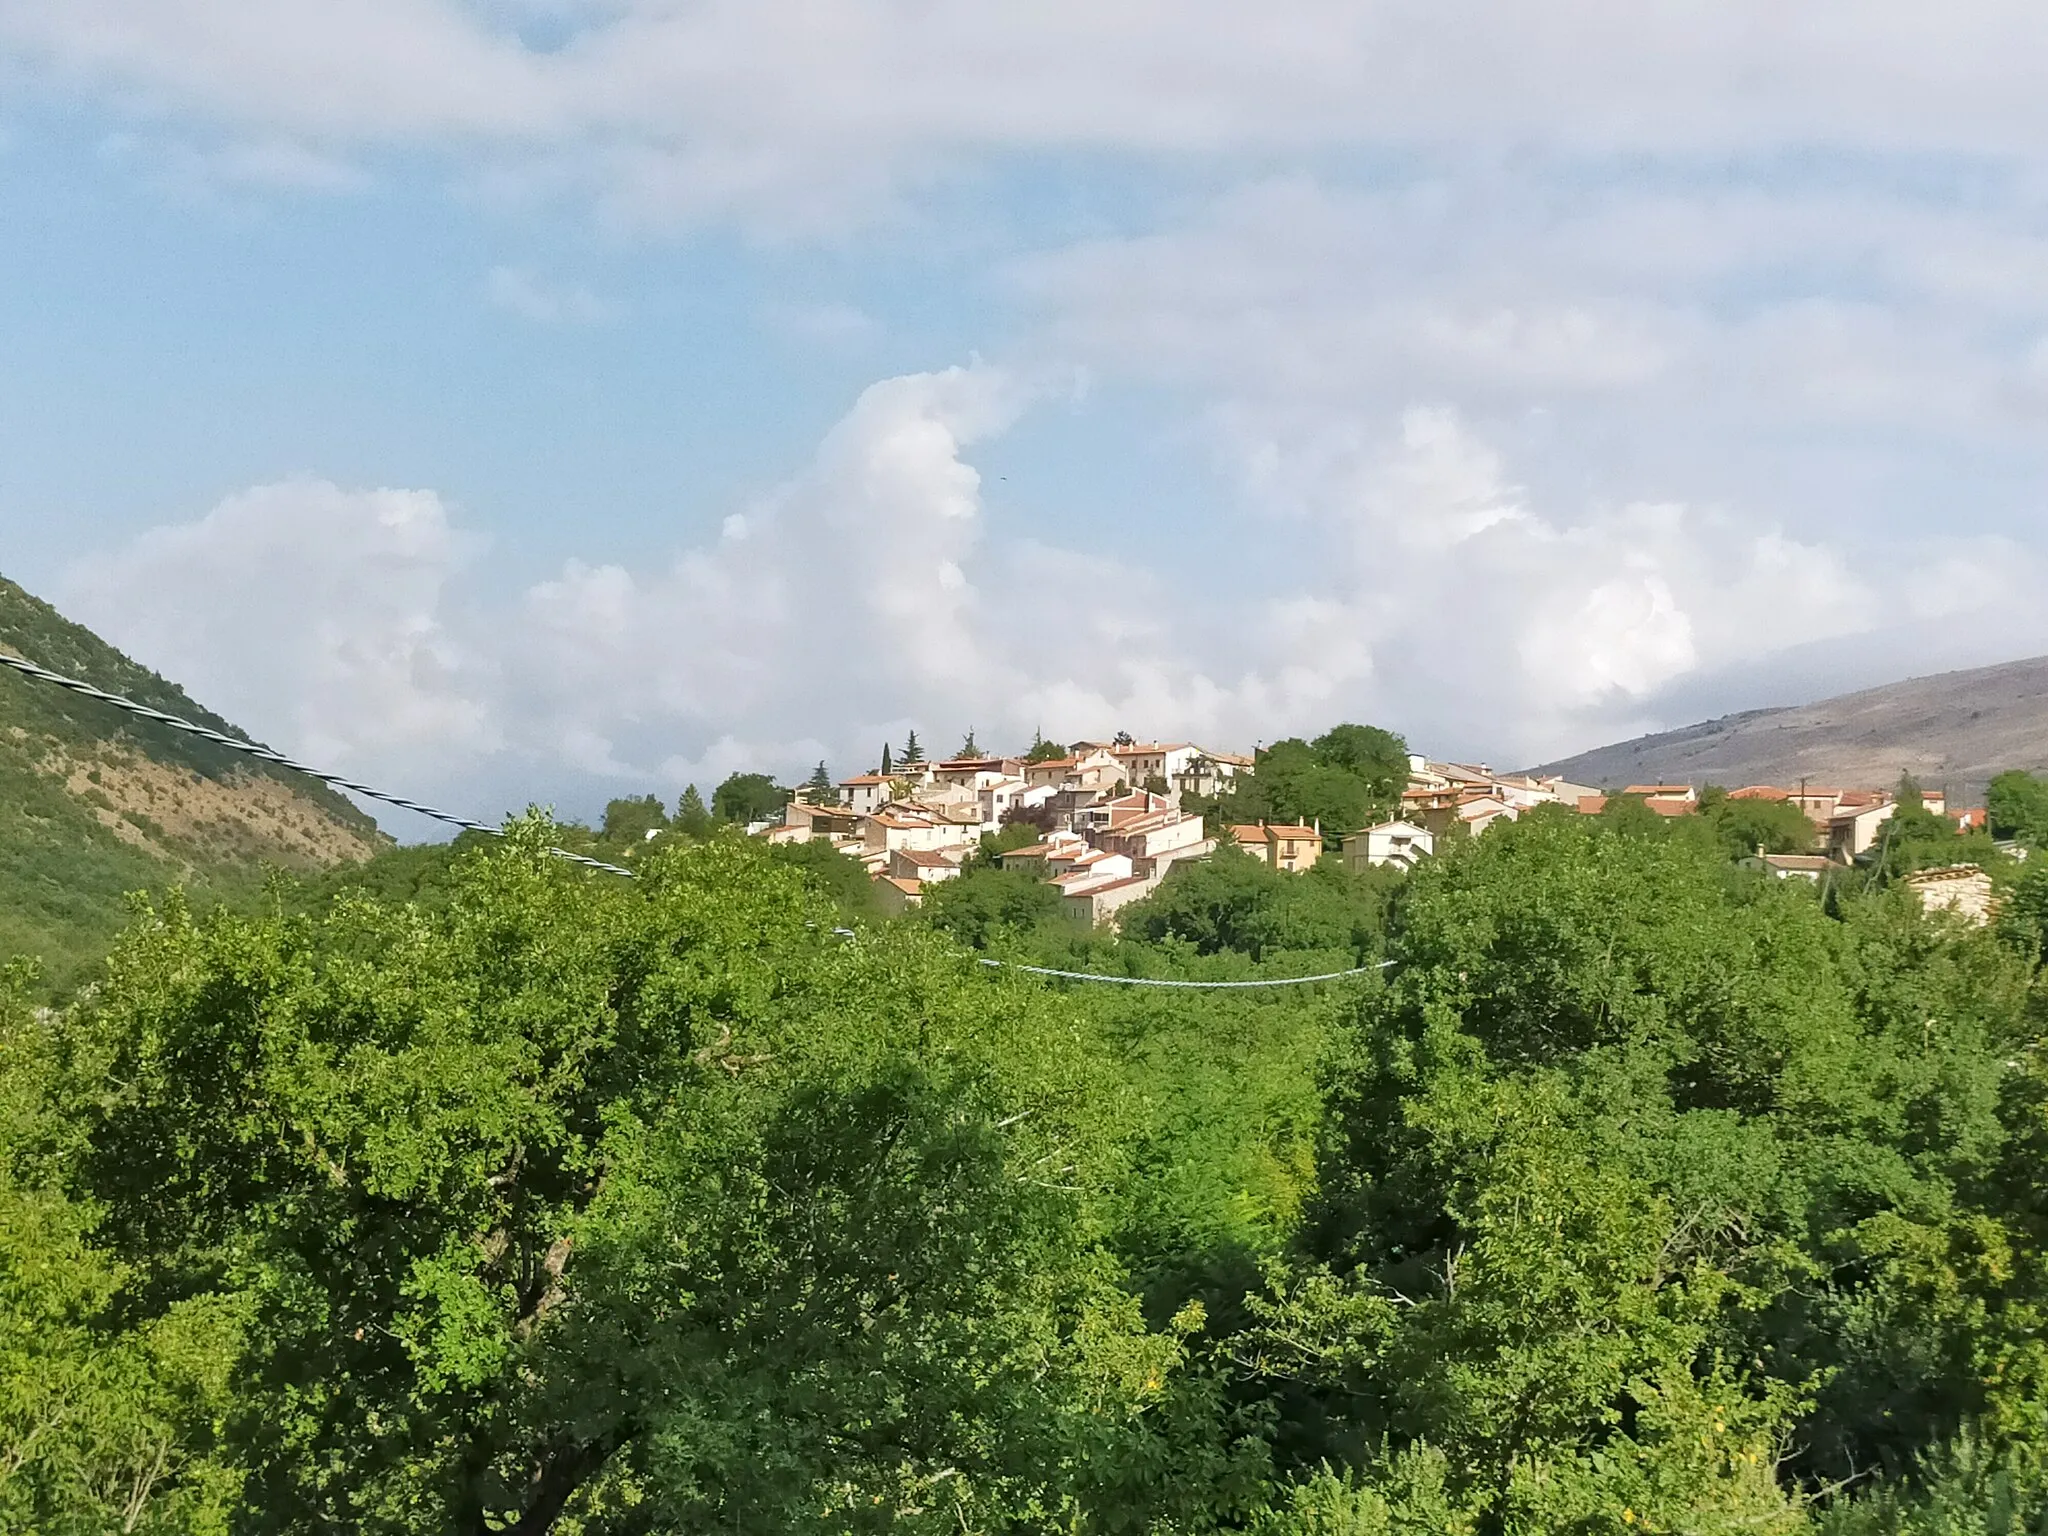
{"left": 1528, "top": 655, "right": 2048, "bottom": 803}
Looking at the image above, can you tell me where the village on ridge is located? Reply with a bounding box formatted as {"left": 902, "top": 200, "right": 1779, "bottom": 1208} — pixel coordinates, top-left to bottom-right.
{"left": 755, "top": 739, "right": 2006, "bottom": 927}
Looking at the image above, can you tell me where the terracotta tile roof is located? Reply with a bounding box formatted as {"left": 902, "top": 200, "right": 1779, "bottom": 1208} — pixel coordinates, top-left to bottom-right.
{"left": 840, "top": 773, "right": 888, "bottom": 785}
{"left": 1624, "top": 785, "right": 1693, "bottom": 797}
{"left": 894, "top": 848, "right": 959, "bottom": 868}
{"left": 1728, "top": 786, "right": 1791, "bottom": 800}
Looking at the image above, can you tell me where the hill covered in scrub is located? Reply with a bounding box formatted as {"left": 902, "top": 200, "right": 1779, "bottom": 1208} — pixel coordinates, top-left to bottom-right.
{"left": 0, "top": 573, "right": 388, "bottom": 991}
{"left": 1530, "top": 654, "right": 2048, "bottom": 801}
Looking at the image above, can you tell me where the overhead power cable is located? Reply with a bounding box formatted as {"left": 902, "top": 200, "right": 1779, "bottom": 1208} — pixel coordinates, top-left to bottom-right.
{"left": 0, "top": 651, "right": 635, "bottom": 878}
{"left": 976, "top": 958, "right": 1394, "bottom": 988}
{"left": 0, "top": 651, "right": 1398, "bottom": 988}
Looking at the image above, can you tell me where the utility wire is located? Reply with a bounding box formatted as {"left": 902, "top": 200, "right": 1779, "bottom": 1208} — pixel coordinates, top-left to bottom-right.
{"left": 0, "top": 651, "right": 1399, "bottom": 987}
{"left": 976, "top": 958, "right": 1394, "bottom": 988}
{"left": 0, "top": 651, "right": 635, "bottom": 878}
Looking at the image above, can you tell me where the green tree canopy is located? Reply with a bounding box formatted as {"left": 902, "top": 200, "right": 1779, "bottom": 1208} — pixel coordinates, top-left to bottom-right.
{"left": 673, "top": 784, "right": 713, "bottom": 838}
{"left": 710, "top": 771, "right": 789, "bottom": 825}
{"left": 600, "top": 794, "right": 670, "bottom": 845}
{"left": 27, "top": 828, "right": 1231, "bottom": 1533}
{"left": 1216, "top": 725, "right": 1410, "bottom": 843}
{"left": 898, "top": 730, "right": 925, "bottom": 766}
{"left": 799, "top": 760, "right": 834, "bottom": 803}
{"left": 920, "top": 866, "right": 1063, "bottom": 950}
{"left": 1988, "top": 770, "right": 2048, "bottom": 842}
{"left": 1706, "top": 793, "right": 1817, "bottom": 857}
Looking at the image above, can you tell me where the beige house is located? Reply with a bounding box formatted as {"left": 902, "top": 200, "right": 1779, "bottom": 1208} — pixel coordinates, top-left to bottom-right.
{"left": 1108, "top": 742, "right": 1202, "bottom": 786}
{"left": 1061, "top": 872, "right": 1159, "bottom": 927}
{"left": 1828, "top": 800, "right": 1897, "bottom": 860}
{"left": 1344, "top": 820, "right": 1433, "bottom": 872}
{"left": 931, "top": 757, "right": 1026, "bottom": 790}
{"left": 887, "top": 846, "right": 967, "bottom": 884}
{"left": 1624, "top": 784, "right": 1697, "bottom": 803}
{"left": 766, "top": 800, "right": 862, "bottom": 846}
{"left": 864, "top": 810, "right": 979, "bottom": 856}
{"left": 1095, "top": 806, "right": 1210, "bottom": 869}
{"left": 873, "top": 876, "right": 925, "bottom": 915}
{"left": 1904, "top": 864, "right": 1997, "bottom": 925}
{"left": 1231, "top": 822, "right": 1322, "bottom": 872}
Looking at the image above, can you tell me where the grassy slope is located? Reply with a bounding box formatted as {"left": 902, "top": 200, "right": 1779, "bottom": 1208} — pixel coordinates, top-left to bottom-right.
{"left": 0, "top": 575, "right": 388, "bottom": 993}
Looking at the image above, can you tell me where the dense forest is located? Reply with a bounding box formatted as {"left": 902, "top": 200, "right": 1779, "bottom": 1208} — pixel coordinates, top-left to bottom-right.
{"left": 11, "top": 754, "right": 2048, "bottom": 1532}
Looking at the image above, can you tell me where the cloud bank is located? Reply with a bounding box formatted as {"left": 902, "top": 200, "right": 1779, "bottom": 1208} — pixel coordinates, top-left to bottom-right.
{"left": 63, "top": 363, "right": 2039, "bottom": 829}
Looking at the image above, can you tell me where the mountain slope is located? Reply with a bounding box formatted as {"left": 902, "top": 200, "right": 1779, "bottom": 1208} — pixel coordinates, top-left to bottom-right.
{"left": 0, "top": 574, "right": 388, "bottom": 992}
{"left": 1529, "top": 655, "right": 2048, "bottom": 801}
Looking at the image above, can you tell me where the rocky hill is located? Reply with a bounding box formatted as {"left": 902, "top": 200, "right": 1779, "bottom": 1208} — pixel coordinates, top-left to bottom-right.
{"left": 0, "top": 573, "right": 388, "bottom": 992}
{"left": 1529, "top": 655, "right": 2048, "bottom": 804}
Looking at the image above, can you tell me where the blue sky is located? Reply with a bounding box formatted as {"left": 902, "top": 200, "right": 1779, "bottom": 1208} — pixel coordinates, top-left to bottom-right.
{"left": 6, "top": 2, "right": 2048, "bottom": 832}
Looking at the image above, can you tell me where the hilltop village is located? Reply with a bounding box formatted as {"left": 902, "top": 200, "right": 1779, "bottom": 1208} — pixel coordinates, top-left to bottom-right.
{"left": 756, "top": 737, "right": 2007, "bottom": 925}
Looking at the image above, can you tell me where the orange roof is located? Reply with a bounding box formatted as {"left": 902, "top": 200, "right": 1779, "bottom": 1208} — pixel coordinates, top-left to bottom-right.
{"left": 894, "top": 848, "right": 958, "bottom": 867}
{"left": 1728, "top": 786, "right": 1791, "bottom": 801}
{"left": 879, "top": 876, "right": 922, "bottom": 895}
{"left": 1229, "top": 823, "right": 1315, "bottom": 841}
{"left": 840, "top": 773, "right": 888, "bottom": 785}
{"left": 1645, "top": 800, "right": 1697, "bottom": 817}
{"left": 1624, "top": 785, "right": 1693, "bottom": 797}
{"left": 1577, "top": 795, "right": 1608, "bottom": 813}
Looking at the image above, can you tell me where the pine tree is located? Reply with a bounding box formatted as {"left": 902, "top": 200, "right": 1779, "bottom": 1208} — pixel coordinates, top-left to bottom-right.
{"left": 675, "top": 784, "right": 713, "bottom": 838}
{"left": 958, "top": 728, "right": 980, "bottom": 759}
{"left": 803, "top": 761, "right": 834, "bottom": 803}
{"left": 900, "top": 730, "right": 925, "bottom": 767}
{"left": 880, "top": 743, "right": 894, "bottom": 775}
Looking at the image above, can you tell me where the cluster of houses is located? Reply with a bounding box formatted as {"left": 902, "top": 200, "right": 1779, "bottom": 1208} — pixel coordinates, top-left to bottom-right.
{"left": 760, "top": 741, "right": 2005, "bottom": 927}
{"left": 765, "top": 742, "right": 1246, "bottom": 923}
{"left": 1376, "top": 770, "right": 2004, "bottom": 921}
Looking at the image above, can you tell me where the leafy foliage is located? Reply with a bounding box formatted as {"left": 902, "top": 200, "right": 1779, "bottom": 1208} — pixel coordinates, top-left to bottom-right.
{"left": 19, "top": 706, "right": 2048, "bottom": 1532}
{"left": 710, "top": 771, "right": 788, "bottom": 825}
{"left": 1196, "top": 725, "right": 1409, "bottom": 843}
{"left": 1989, "top": 771, "right": 2048, "bottom": 843}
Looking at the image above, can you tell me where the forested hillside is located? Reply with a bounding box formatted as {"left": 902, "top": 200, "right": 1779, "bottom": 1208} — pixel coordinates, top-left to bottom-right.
{"left": 12, "top": 795, "right": 2048, "bottom": 1531}
{"left": 0, "top": 574, "right": 387, "bottom": 992}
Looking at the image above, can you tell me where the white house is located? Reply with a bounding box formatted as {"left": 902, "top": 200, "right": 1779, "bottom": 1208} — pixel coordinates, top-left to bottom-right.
{"left": 1343, "top": 820, "right": 1434, "bottom": 872}
{"left": 838, "top": 773, "right": 897, "bottom": 816}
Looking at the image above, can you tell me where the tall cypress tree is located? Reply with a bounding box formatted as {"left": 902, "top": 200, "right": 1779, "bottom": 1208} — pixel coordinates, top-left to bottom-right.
{"left": 880, "top": 743, "right": 893, "bottom": 775}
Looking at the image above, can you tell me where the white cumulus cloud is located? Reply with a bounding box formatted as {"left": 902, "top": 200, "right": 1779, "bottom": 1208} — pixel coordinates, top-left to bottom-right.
{"left": 61, "top": 364, "right": 2022, "bottom": 827}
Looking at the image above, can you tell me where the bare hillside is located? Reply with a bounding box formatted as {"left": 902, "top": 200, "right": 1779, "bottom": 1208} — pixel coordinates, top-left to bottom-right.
{"left": 1528, "top": 656, "right": 2048, "bottom": 803}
